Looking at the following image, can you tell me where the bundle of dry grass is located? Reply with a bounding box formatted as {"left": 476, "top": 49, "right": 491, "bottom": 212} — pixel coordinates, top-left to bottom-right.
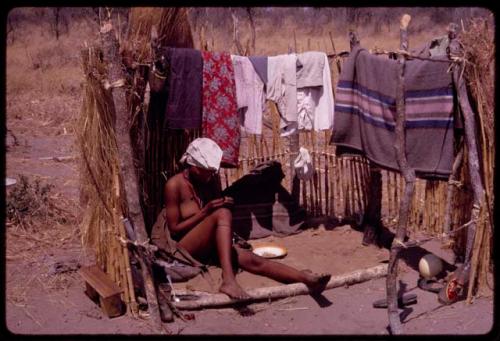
{"left": 459, "top": 17, "right": 494, "bottom": 297}
{"left": 77, "top": 45, "right": 137, "bottom": 313}
{"left": 78, "top": 46, "right": 120, "bottom": 263}
{"left": 125, "top": 7, "right": 194, "bottom": 64}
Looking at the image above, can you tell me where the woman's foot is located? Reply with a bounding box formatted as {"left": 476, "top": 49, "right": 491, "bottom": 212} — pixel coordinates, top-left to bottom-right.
{"left": 302, "top": 270, "right": 331, "bottom": 294}
{"left": 219, "top": 280, "right": 251, "bottom": 300}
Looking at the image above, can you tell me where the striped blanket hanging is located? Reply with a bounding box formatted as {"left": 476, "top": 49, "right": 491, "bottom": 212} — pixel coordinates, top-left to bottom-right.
{"left": 331, "top": 45, "right": 458, "bottom": 179}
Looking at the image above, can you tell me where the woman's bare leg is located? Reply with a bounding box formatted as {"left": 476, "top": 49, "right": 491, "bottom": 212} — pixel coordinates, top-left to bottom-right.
{"left": 177, "top": 208, "right": 249, "bottom": 299}
{"left": 235, "top": 246, "right": 331, "bottom": 294}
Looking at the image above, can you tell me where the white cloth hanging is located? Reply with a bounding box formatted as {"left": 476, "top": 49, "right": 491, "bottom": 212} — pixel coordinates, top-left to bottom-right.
{"left": 266, "top": 54, "right": 298, "bottom": 136}
{"left": 231, "top": 55, "right": 266, "bottom": 135}
{"left": 296, "top": 52, "right": 335, "bottom": 131}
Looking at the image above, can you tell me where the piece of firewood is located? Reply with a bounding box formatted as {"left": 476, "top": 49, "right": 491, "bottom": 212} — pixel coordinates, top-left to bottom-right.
{"left": 173, "top": 264, "right": 387, "bottom": 310}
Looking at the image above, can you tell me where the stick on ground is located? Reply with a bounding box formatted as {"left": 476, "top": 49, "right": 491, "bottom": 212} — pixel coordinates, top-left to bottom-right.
{"left": 173, "top": 264, "right": 387, "bottom": 310}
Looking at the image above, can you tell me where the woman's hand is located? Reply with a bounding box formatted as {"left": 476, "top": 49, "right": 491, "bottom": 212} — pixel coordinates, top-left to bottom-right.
{"left": 202, "top": 196, "right": 234, "bottom": 215}
{"left": 222, "top": 196, "right": 234, "bottom": 206}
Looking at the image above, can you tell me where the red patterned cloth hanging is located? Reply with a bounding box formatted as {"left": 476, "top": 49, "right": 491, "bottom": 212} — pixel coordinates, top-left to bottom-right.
{"left": 201, "top": 51, "right": 240, "bottom": 168}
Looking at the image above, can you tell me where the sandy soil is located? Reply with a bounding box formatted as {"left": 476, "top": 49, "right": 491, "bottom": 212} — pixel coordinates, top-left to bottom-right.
{"left": 4, "top": 128, "right": 495, "bottom": 336}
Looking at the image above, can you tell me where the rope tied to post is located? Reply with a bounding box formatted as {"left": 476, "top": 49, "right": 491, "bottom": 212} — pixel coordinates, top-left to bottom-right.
{"left": 448, "top": 179, "right": 463, "bottom": 188}
{"left": 117, "top": 234, "right": 157, "bottom": 252}
{"left": 102, "top": 78, "right": 126, "bottom": 90}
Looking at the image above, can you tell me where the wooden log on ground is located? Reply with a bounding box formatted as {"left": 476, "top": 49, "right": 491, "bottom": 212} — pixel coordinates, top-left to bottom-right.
{"left": 386, "top": 14, "right": 415, "bottom": 335}
{"left": 173, "top": 264, "right": 387, "bottom": 310}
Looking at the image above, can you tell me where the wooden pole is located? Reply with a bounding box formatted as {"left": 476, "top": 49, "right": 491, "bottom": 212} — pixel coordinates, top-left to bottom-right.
{"left": 386, "top": 14, "right": 414, "bottom": 335}
{"left": 99, "top": 19, "right": 166, "bottom": 333}
{"left": 174, "top": 264, "right": 387, "bottom": 310}
{"left": 448, "top": 24, "right": 486, "bottom": 302}
{"left": 323, "top": 132, "right": 330, "bottom": 216}
{"left": 290, "top": 133, "right": 300, "bottom": 204}
{"left": 362, "top": 164, "right": 382, "bottom": 246}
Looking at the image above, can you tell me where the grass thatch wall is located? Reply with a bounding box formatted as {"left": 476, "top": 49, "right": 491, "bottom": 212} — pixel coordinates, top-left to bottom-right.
{"left": 460, "top": 18, "right": 494, "bottom": 298}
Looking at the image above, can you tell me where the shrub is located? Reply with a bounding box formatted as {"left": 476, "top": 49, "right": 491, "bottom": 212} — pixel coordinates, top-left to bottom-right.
{"left": 6, "top": 175, "right": 71, "bottom": 230}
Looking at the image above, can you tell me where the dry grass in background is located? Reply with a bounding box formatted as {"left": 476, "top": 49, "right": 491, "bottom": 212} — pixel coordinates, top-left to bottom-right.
{"left": 5, "top": 10, "right": 89, "bottom": 273}
{"left": 188, "top": 8, "right": 456, "bottom": 55}
{"left": 6, "top": 20, "right": 96, "bottom": 139}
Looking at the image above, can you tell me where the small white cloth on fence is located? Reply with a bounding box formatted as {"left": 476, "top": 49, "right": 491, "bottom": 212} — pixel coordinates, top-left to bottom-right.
{"left": 179, "top": 138, "right": 223, "bottom": 171}
{"left": 294, "top": 147, "right": 313, "bottom": 181}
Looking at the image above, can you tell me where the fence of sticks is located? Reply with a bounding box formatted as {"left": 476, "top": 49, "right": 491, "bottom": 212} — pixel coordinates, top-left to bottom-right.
{"left": 77, "top": 8, "right": 493, "bottom": 322}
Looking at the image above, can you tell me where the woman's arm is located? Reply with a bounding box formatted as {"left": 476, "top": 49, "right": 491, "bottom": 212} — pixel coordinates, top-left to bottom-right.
{"left": 163, "top": 178, "right": 230, "bottom": 236}
{"left": 164, "top": 179, "right": 205, "bottom": 236}
{"left": 164, "top": 174, "right": 233, "bottom": 235}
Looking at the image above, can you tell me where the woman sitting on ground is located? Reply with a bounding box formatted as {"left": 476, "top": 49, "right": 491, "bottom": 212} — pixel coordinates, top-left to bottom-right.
{"left": 163, "top": 137, "right": 331, "bottom": 299}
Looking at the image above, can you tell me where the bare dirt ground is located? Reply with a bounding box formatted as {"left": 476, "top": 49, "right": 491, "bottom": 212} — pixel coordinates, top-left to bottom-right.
{"left": 4, "top": 8, "right": 496, "bottom": 337}
{"left": 4, "top": 127, "right": 494, "bottom": 336}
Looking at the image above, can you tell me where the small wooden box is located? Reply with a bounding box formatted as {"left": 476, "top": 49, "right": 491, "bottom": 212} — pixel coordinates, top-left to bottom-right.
{"left": 79, "top": 265, "right": 125, "bottom": 318}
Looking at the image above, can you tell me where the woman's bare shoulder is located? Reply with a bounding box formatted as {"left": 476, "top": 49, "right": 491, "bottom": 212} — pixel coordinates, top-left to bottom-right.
{"left": 165, "top": 173, "right": 184, "bottom": 191}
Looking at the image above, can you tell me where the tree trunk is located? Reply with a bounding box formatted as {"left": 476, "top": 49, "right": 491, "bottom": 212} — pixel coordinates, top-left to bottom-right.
{"left": 99, "top": 20, "right": 166, "bottom": 334}
{"left": 246, "top": 8, "right": 256, "bottom": 54}
{"left": 231, "top": 11, "right": 245, "bottom": 55}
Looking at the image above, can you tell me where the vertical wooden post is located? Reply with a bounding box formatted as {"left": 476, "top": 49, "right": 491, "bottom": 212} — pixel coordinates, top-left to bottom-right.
{"left": 289, "top": 34, "right": 300, "bottom": 203}
{"left": 290, "top": 118, "right": 301, "bottom": 201}
{"left": 328, "top": 31, "right": 342, "bottom": 75}
{"left": 346, "top": 29, "right": 384, "bottom": 246}
{"left": 362, "top": 165, "right": 382, "bottom": 246}
{"left": 99, "top": 19, "right": 166, "bottom": 333}
{"left": 386, "top": 14, "right": 414, "bottom": 335}
{"left": 443, "top": 140, "right": 464, "bottom": 240}
{"left": 448, "top": 23, "right": 486, "bottom": 302}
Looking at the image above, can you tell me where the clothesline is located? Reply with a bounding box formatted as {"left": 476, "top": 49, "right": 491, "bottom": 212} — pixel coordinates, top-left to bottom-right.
{"left": 161, "top": 48, "right": 336, "bottom": 167}
{"left": 326, "top": 48, "right": 465, "bottom": 64}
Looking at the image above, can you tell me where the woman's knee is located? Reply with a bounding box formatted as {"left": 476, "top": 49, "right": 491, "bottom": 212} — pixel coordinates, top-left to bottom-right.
{"left": 212, "top": 207, "right": 232, "bottom": 224}
{"left": 237, "top": 248, "right": 265, "bottom": 271}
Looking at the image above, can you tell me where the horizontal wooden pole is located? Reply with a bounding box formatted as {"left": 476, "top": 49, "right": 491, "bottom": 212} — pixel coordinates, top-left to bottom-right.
{"left": 173, "top": 264, "right": 387, "bottom": 310}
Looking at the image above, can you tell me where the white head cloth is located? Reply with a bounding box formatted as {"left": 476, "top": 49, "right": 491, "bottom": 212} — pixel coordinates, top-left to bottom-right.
{"left": 179, "top": 138, "right": 223, "bottom": 171}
